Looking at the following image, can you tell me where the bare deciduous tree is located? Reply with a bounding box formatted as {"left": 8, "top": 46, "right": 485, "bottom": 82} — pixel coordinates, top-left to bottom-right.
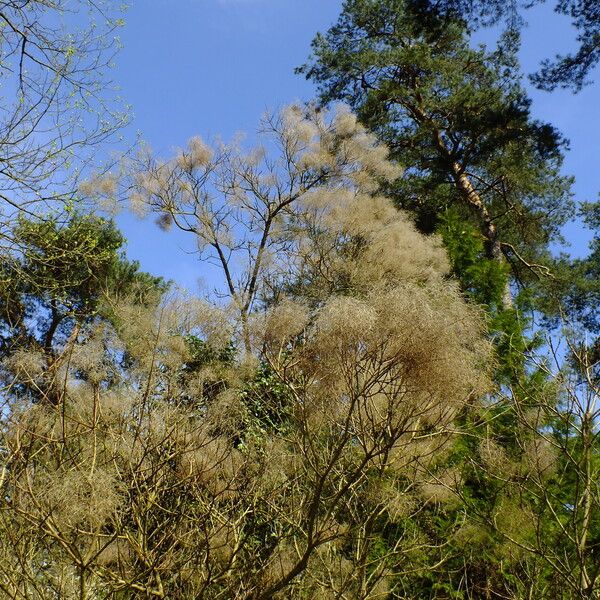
{"left": 0, "top": 0, "right": 128, "bottom": 242}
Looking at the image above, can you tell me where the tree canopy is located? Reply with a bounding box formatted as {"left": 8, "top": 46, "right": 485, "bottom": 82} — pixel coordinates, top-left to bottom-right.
{"left": 0, "top": 2, "right": 598, "bottom": 598}
{"left": 386, "top": 0, "right": 600, "bottom": 91}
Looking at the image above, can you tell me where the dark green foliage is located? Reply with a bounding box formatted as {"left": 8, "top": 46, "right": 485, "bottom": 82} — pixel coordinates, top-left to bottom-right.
{"left": 182, "top": 336, "right": 294, "bottom": 437}
{"left": 10, "top": 214, "right": 125, "bottom": 305}
{"left": 0, "top": 214, "right": 164, "bottom": 347}
{"left": 437, "top": 209, "right": 539, "bottom": 382}
{"left": 180, "top": 335, "right": 237, "bottom": 406}
{"left": 531, "top": 0, "right": 600, "bottom": 91}
{"left": 0, "top": 214, "right": 122, "bottom": 352}
{"left": 393, "top": 0, "right": 600, "bottom": 92}
{"left": 0, "top": 214, "right": 165, "bottom": 401}
{"left": 437, "top": 210, "right": 510, "bottom": 309}
{"left": 241, "top": 362, "right": 295, "bottom": 437}
{"left": 184, "top": 335, "right": 236, "bottom": 370}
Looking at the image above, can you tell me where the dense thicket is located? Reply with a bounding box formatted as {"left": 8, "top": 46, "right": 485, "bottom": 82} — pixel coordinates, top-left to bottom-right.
{"left": 298, "top": 2, "right": 600, "bottom": 597}
{"left": 0, "top": 1, "right": 597, "bottom": 598}
{"left": 0, "top": 108, "right": 494, "bottom": 598}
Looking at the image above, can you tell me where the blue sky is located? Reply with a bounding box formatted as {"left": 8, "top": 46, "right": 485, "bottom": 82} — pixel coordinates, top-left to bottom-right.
{"left": 112, "top": 0, "right": 599, "bottom": 292}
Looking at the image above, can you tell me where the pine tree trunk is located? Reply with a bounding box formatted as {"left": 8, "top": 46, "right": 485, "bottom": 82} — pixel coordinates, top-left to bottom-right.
{"left": 450, "top": 162, "right": 513, "bottom": 310}
{"left": 405, "top": 99, "right": 513, "bottom": 310}
{"left": 432, "top": 129, "right": 513, "bottom": 309}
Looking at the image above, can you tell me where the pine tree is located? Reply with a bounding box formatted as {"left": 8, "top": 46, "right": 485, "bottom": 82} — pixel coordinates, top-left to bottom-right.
{"left": 0, "top": 214, "right": 165, "bottom": 404}
{"left": 298, "top": 0, "right": 574, "bottom": 380}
